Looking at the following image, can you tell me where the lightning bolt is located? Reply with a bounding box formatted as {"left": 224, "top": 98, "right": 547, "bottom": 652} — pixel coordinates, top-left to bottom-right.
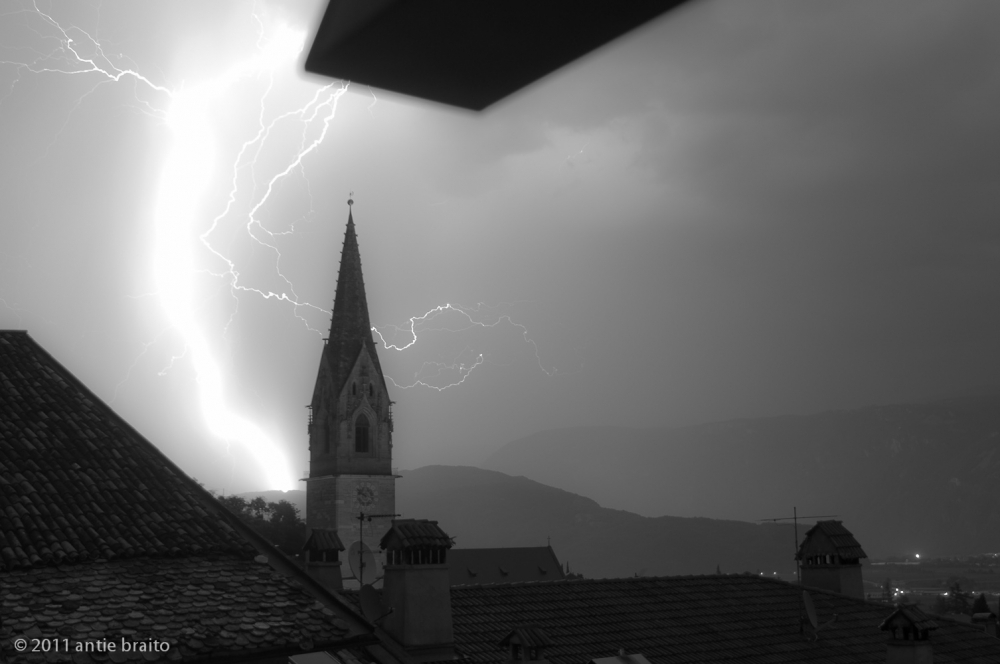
{"left": 1, "top": 1, "right": 345, "bottom": 490}
{"left": 372, "top": 302, "right": 554, "bottom": 391}
{"left": 1, "top": 3, "right": 569, "bottom": 487}
{"left": 152, "top": 14, "right": 345, "bottom": 491}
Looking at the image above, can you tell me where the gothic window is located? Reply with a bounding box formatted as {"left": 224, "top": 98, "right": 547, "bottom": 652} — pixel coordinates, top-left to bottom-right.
{"left": 355, "top": 413, "right": 370, "bottom": 453}
{"left": 368, "top": 383, "right": 373, "bottom": 397}
{"left": 352, "top": 382, "right": 357, "bottom": 396}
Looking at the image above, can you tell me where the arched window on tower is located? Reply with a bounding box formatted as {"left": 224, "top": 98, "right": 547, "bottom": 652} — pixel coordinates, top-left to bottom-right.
{"left": 355, "top": 413, "right": 370, "bottom": 453}
{"left": 368, "top": 383, "right": 373, "bottom": 397}
{"left": 352, "top": 382, "right": 357, "bottom": 396}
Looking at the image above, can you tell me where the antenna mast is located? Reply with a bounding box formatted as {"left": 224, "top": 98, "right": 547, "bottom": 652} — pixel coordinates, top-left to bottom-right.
{"left": 355, "top": 511, "right": 400, "bottom": 585}
{"left": 758, "top": 507, "right": 839, "bottom": 583}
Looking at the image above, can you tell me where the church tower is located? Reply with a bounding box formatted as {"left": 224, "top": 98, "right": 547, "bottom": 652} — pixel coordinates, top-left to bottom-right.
{"left": 306, "top": 200, "right": 395, "bottom": 586}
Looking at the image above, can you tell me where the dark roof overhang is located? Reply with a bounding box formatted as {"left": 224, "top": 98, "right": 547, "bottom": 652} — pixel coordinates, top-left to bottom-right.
{"left": 304, "top": 0, "right": 692, "bottom": 110}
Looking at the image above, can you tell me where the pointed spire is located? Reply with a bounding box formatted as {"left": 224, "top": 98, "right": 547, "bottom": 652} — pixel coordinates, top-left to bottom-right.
{"left": 329, "top": 199, "right": 371, "bottom": 344}
{"left": 323, "top": 199, "right": 386, "bottom": 395}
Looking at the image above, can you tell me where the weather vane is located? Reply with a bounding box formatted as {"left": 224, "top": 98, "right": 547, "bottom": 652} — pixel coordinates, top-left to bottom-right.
{"left": 348, "top": 191, "right": 354, "bottom": 207}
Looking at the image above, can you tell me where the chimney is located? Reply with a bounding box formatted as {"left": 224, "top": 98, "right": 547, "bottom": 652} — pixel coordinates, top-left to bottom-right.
{"left": 379, "top": 519, "right": 455, "bottom": 662}
{"left": 880, "top": 604, "right": 937, "bottom": 664}
{"left": 971, "top": 612, "right": 998, "bottom": 638}
{"left": 499, "top": 625, "right": 552, "bottom": 664}
{"left": 302, "top": 528, "right": 345, "bottom": 592}
{"left": 796, "top": 520, "right": 867, "bottom": 599}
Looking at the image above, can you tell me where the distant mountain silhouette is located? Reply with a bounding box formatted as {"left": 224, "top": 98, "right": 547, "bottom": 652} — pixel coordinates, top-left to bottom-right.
{"left": 242, "top": 467, "right": 797, "bottom": 579}
{"left": 483, "top": 395, "right": 1000, "bottom": 558}
{"left": 395, "top": 465, "right": 795, "bottom": 579}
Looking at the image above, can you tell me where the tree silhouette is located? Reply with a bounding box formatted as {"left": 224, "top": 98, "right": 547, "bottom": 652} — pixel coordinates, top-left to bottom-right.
{"left": 946, "top": 581, "right": 973, "bottom": 615}
{"left": 249, "top": 496, "right": 268, "bottom": 520}
{"left": 217, "top": 495, "right": 306, "bottom": 555}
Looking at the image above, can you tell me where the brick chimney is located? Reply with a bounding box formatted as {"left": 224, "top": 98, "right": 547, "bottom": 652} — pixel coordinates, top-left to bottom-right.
{"left": 796, "top": 520, "right": 867, "bottom": 599}
{"left": 379, "top": 519, "right": 455, "bottom": 662}
{"left": 880, "top": 604, "right": 937, "bottom": 664}
{"left": 302, "top": 528, "right": 345, "bottom": 592}
{"left": 499, "top": 625, "right": 552, "bottom": 664}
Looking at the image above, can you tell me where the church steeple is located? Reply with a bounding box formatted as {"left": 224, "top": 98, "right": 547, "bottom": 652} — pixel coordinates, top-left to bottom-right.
{"left": 308, "top": 201, "right": 393, "bottom": 478}
{"left": 305, "top": 199, "right": 397, "bottom": 591}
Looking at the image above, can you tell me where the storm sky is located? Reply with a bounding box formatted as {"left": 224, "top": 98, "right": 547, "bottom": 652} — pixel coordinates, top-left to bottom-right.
{"left": 1, "top": 0, "right": 998, "bottom": 495}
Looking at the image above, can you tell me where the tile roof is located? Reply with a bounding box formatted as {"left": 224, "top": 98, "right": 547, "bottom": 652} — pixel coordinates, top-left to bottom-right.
{"left": 381, "top": 519, "right": 453, "bottom": 550}
{"left": 797, "top": 520, "right": 868, "bottom": 560}
{"left": 0, "top": 331, "right": 385, "bottom": 663}
{"left": 1, "top": 556, "right": 354, "bottom": 662}
{"left": 0, "top": 332, "right": 254, "bottom": 571}
{"left": 443, "top": 575, "right": 1000, "bottom": 664}
{"left": 449, "top": 547, "right": 565, "bottom": 586}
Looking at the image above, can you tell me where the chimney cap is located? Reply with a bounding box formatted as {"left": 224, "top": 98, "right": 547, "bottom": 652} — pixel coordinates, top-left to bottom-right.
{"left": 796, "top": 520, "right": 867, "bottom": 561}
{"left": 498, "top": 625, "right": 553, "bottom": 649}
{"left": 380, "top": 518, "right": 454, "bottom": 550}
{"left": 302, "top": 528, "right": 346, "bottom": 553}
{"left": 880, "top": 604, "right": 938, "bottom": 633}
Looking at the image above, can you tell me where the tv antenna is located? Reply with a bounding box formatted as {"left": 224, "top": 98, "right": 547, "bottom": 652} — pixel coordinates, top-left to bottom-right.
{"left": 802, "top": 590, "right": 837, "bottom": 640}
{"left": 353, "top": 511, "right": 400, "bottom": 586}
{"left": 758, "top": 507, "right": 839, "bottom": 582}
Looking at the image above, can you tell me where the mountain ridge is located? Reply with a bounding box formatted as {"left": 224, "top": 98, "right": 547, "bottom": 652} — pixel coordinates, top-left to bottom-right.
{"left": 483, "top": 394, "right": 1000, "bottom": 557}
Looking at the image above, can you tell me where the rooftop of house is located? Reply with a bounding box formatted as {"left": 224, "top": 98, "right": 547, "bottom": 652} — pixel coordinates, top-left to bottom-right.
{"left": 448, "top": 547, "right": 565, "bottom": 586}
{"left": 304, "top": 0, "right": 692, "bottom": 110}
{"left": 0, "top": 331, "right": 396, "bottom": 663}
{"left": 345, "top": 574, "right": 1000, "bottom": 664}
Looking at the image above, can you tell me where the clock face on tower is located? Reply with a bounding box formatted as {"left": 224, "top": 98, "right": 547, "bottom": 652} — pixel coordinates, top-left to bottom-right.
{"left": 355, "top": 481, "right": 378, "bottom": 512}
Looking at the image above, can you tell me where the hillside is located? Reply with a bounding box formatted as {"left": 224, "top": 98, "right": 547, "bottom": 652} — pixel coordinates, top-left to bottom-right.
{"left": 242, "top": 467, "right": 797, "bottom": 580}
{"left": 483, "top": 395, "right": 1000, "bottom": 558}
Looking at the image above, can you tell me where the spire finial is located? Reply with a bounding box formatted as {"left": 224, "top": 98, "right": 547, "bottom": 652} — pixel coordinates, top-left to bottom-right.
{"left": 348, "top": 191, "right": 354, "bottom": 207}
